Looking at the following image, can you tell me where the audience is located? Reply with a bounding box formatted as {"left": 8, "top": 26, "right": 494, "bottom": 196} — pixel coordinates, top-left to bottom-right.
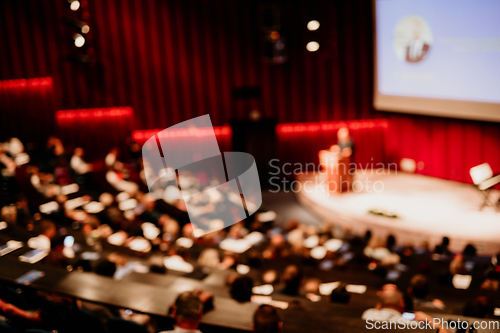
{"left": 0, "top": 136, "right": 498, "bottom": 333}
{"left": 230, "top": 276, "right": 254, "bottom": 303}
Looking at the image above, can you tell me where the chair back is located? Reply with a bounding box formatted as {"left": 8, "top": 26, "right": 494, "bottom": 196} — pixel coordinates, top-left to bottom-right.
{"left": 470, "top": 163, "right": 493, "bottom": 185}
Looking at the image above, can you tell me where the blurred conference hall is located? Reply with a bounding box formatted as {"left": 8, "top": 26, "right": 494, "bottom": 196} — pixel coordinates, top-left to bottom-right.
{"left": 1, "top": 1, "right": 500, "bottom": 333}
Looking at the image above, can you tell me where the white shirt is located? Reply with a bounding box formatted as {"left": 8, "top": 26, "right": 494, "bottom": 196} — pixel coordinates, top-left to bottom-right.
{"left": 362, "top": 308, "right": 404, "bottom": 322}
{"left": 71, "top": 155, "right": 91, "bottom": 175}
{"left": 27, "top": 234, "right": 51, "bottom": 252}
{"left": 408, "top": 39, "right": 425, "bottom": 61}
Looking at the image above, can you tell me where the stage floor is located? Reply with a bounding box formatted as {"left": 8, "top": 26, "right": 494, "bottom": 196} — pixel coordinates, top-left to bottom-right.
{"left": 296, "top": 171, "right": 500, "bottom": 255}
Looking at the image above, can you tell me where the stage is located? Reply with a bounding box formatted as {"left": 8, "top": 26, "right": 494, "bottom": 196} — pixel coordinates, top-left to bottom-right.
{"left": 296, "top": 171, "right": 500, "bottom": 255}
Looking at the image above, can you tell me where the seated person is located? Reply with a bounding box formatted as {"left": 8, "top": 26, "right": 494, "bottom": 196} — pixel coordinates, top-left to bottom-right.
{"left": 362, "top": 286, "right": 449, "bottom": 333}
{"left": 330, "top": 284, "right": 351, "bottom": 304}
{"left": 362, "top": 287, "right": 406, "bottom": 322}
{"left": 0, "top": 298, "right": 41, "bottom": 322}
{"left": 30, "top": 167, "right": 60, "bottom": 199}
{"left": 27, "top": 220, "right": 57, "bottom": 251}
{"left": 279, "top": 265, "right": 302, "bottom": 296}
{"left": 95, "top": 260, "right": 117, "bottom": 278}
{"left": 230, "top": 276, "right": 254, "bottom": 303}
{"left": 70, "top": 147, "right": 93, "bottom": 176}
{"left": 407, "top": 274, "right": 445, "bottom": 309}
{"left": 106, "top": 161, "right": 138, "bottom": 195}
{"left": 449, "top": 254, "right": 468, "bottom": 275}
{"left": 463, "top": 297, "right": 494, "bottom": 319}
{"left": 481, "top": 270, "right": 499, "bottom": 291}
{"left": 433, "top": 236, "right": 451, "bottom": 256}
{"left": 253, "top": 304, "right": 282, "bottom": 333}
{"left": 160, "top": 291, "right": 203, "bottom": 333}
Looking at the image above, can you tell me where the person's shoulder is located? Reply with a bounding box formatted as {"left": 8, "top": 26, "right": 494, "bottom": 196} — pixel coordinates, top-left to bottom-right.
{"left": 362, "top": 308, "right": 403, "bottom": 321}
{"left": 361, "top": 308, "right": 379, "bottom": 320}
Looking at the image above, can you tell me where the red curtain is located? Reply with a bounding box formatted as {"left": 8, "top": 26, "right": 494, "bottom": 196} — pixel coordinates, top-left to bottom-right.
{"left": 276, "top": 119, "right": 388, "bottom": 173}
{"left": 0, "top": 78, "right": 55, "bottom": 145}
{"left": 56, "top": 107, "right": 134, "bottom": 160}
{"left": 132, "top": 126, "right": 233, "bottom": 153}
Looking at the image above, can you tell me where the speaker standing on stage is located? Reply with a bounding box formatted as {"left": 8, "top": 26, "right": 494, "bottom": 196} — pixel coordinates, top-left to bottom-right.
{"left": 337, "top": 127, "right": 353, "bottom": 159}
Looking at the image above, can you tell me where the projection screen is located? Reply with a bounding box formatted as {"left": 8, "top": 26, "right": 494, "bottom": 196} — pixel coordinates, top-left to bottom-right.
{"left": 373, "top": 0, "right": 500, "bottom": 122}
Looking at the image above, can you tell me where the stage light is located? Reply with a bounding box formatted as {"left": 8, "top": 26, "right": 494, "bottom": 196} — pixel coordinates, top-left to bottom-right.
{"left": 307, "top": 20, "right": 320, "bottom": 31}
{"left": 306, "top": 41, "right": 319, "bottom": 52}
{"left": 81, "top": 24, "right": 90, "bottom": 34}
{"left": 73, "top": 34, "right": 85, "bottom": 47}
{"left": 69, "top": 0, "right": 80, "bottom": 11}
{"left": 271, "top": 31, "right": 280, "bottom": 40}
{"left": 62, "top": 16, "right": 90, "bottom": 35}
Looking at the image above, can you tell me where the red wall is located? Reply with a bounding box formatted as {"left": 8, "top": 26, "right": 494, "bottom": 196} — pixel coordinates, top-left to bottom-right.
{"left": 0, "top": 78, "right": 55, "bottom": 144}
{"left": 0, "top": 0, "right": 375, "bottom": 129}
{"left": 386, "top": 114, "right": 500, "bottom": 184}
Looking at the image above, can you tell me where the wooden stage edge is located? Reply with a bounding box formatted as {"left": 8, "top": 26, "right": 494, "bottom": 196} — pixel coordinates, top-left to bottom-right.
{"left": 295, "top": 170, "right": 500, "bottom": 255}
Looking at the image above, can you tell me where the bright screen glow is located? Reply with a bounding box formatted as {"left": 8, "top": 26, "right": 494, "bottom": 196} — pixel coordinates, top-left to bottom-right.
{"left": 374, "top": 0, "right": 500, "bottom": 122}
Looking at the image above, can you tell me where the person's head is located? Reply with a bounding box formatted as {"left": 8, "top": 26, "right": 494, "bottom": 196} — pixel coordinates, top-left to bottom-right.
{"left": 408, "top": 274, "right": 429, "bottom": 300}
{"left": 1, "top": 205, "right": 17, "bottom": 224}
{"left": 463, "top": 244, "right": 477, "bottom": 257}
{"left": 493, "top": 252, "right": 500, "bottom": 266}
{"left": 172, "top": 291, "right": 203, "bottom": 330}
{"left": 74, "top": 147, "right": 84, "bottom": 157}
{"left": 441, "top": 237, "right": 449, "bottom": 247}
{"left": 95, "top": 260, "right": 117, "bottom": 277}
{"left": 198, "top": 248, "right": 220, "bottom": 268}
{"left": 463, "top": 297, "right": 493, "bottom": 318}
{"left": 337, "top": 127, "right": 350, "bottom": 141}
{"left": 282, "top": 265, "right": 302, "bottom": 295}
{"left": 253, "top": 304, "right": 282, "bottom": 333}
{"left": 40, "top": 220, "right": 57, "bottom": 239}
{"left": 230, "top": 276, "right": 254, "bottom": 303}
{"left": 330, "top": 284, "right": 351, "bottom": 304}
{"left": 379, "top": 288, "right": 404, "bottom": 313}
{"left": 386, "top": 235, "right": 396, "bottom": 250}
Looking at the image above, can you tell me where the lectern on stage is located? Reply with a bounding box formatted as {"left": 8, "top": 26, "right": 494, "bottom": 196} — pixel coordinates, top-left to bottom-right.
{"left": 318, "top": 145, "right": 353, "bottom": 194}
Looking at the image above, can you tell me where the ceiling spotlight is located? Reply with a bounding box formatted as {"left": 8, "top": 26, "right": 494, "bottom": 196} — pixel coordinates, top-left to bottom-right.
{"left": 69, "top": 0, "right": 80, "bottom": 11}
{"left": 306, "top": 41, "right": 320, "bottom": 52}
{"left": 73, "top": 33, "right": 85, "bottom": 47}
{"left": 307, "top": 20, "right": 320, "bottom": 31}
{"left": 62, "top": 17, "right": 90, "bottom": 34}
{"left": 81, "top": 24, "right": 90, "bottom": 34}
